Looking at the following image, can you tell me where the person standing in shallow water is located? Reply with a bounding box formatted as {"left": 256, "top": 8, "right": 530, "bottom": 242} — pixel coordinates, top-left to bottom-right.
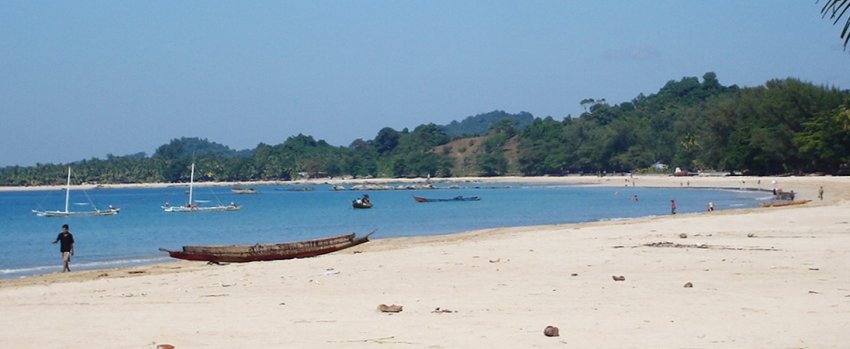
{"left": 671, "top": 200, "right": 677, "bottom": 215}
{"left": 52, "top": 224, "right": 74, "bottom": 272}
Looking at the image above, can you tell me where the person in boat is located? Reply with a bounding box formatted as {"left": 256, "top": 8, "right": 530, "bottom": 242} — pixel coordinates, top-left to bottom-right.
{"left": 52, "top": 224, "right": 75, "bottom": 272}
{"left": 361, "top": 194, "right": 370, "bottom": 204}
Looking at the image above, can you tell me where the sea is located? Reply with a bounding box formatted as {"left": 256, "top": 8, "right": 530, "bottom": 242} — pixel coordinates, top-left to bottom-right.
{"left": 0, "top": 181, "right": 770, "bottom": 279}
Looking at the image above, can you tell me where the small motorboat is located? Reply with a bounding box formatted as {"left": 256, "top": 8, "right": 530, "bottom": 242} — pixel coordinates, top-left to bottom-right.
{"left": 353, "top": 194, "right": 373, "bottom": 209}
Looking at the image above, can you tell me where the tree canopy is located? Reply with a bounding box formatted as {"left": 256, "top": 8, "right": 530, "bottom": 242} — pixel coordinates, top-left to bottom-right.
{"left": 2, "top": 73, "right": 849, "bottom": 186}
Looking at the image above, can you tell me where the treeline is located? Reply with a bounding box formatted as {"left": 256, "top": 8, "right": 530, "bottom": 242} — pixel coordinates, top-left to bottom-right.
{"left": 1, "top": 73, "right": 848, "bottom": 186}
{"left": 517, "top": 73, "right": 850, "bottom": 176}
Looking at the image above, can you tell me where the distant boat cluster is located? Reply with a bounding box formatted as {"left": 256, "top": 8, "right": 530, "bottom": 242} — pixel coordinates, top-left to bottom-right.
{"left": 32, "top": 164, "right": 482, "bottom": 219}
{"left": 344, "top": 183, "right": 435, "bottom": 191}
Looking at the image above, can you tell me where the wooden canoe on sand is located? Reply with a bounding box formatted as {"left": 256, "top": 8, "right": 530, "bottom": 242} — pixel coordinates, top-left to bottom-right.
{"left": 159, "top": 232, "right": 372, "bottom": 263}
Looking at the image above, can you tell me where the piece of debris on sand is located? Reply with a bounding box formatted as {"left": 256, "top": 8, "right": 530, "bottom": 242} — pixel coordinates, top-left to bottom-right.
{"left": 544, "top": 325, "right": 560, "bottom": 337}
{"left": 377, "top": 304, "right": 403, "bottom": 313}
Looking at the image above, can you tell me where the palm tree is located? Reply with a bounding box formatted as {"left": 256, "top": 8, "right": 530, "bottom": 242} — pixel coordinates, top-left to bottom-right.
{"left": 821, "top": 0, "right": 850, "bottom": 49}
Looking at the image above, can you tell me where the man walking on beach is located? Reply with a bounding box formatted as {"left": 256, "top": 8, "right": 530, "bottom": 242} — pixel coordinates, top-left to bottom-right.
{"left": 52, "top": 224, "right": 74, "bottom": 272}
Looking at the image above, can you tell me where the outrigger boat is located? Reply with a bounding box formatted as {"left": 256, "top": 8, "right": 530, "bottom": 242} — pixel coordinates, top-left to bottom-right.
{"left": 159, "top": 232, "right": 373, "bottom": 262}
{"left": 32, "top": 166, "right": 119, "bottom": 217}
{"left": 162, "top": 162, "right": 240, "bottom": 212}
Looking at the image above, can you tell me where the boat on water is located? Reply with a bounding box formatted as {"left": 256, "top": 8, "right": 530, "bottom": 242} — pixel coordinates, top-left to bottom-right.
{"left": 231, "top": 187, "right": 259, "bottom": 194}
{"left": 412, "top": 195, "right": 481, "bottom": 203}
{"left": 275, "top": 186, "right": 315, "bottom": 192}
{"left": 162, "top": 162, "right": 240, "bottom": 213}
{"left": 32, "top": 167, "right": 119, "bottom": 217}
{"left": 352, "top": 194, "right": 373, "bottom": 209}
{"left": 159, "top": 232, "right": 373, "bottom": 262}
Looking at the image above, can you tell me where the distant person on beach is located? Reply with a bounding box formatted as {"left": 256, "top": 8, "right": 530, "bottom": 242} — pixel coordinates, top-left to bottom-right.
{"left": 671, "top": 200, "right": 677, "bottom": 215}
{"left": 818, "top": 186, "right": 824, "bottom": 200}
{"left": 707, "top": 201, "right": 714, "bottom": 212}
{"left": 52, "top": 224, "right": 74, "bottom": 272}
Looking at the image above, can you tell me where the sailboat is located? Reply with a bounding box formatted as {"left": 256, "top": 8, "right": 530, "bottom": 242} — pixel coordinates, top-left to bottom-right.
{"left": 32, "top": 167, "right": 120, "bottom": 217}
{"left": 162, "top": 162, "right": 240, "bottom": 213}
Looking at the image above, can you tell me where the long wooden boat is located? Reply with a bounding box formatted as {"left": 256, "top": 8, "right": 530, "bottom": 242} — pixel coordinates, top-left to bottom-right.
{"left": 412, "top": 195, "right": 481, "bottom": 203}
{"left": 159, "top": 232, "right": 372, "bottom": 262}
{"left": 231, "top": 187, "right": 259, "bottom": 194}
{"left": 759, "top": 199, "right": 811, "bottom": 208}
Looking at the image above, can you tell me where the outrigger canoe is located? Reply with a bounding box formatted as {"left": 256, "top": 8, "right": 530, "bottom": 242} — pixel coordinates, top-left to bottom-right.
{"left": 159, "top": 232, "right": 372, "bottom": 262}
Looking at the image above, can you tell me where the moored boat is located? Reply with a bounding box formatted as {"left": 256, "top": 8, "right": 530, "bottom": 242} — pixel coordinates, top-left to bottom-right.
{"left": 231, "top": 187, "right": 259, "bottom": 194}
{"left": 352, "top": 194, "right": 373, "bottom": 209}
{"left": 33, "top": 166, "right": 119, "bottom": 217}
{"left": 159, "top": 232, "right": 373, "bottom": 262}
{"left": 412, "top": 195, "right": 481, "bottom": 203}
{"left": 163, "top": 162, "right": 241, "bottom": 213}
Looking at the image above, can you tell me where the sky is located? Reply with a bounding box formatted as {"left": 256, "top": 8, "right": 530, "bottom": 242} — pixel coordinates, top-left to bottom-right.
{"left": 1, "top": 1, "right": 848, "bottom": 167}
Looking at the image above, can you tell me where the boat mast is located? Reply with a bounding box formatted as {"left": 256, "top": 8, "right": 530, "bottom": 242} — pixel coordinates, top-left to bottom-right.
{"left": 188, "top": 162, "right": 195, "bottom": 207}
{"left": 64, "top": 166, "right": 71, "bottom": 214}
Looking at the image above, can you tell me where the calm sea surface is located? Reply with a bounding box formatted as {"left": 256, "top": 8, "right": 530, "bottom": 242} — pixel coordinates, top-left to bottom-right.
{"left": 0, "top": 182, "right": 769, "bottom": 279}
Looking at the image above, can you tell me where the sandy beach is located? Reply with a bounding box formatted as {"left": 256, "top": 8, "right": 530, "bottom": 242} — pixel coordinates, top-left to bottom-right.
{"left": 1, "top": 175, "right": 849, "bottom": 348}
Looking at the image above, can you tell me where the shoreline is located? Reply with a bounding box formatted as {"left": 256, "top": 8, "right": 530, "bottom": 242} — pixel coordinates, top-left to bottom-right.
{"left": 2, "top": 175, "right": 841, "bottom": 285}
{"left": 1, "top": 175, "right": 824, "bottom": 283}
{"left": 0, "top": 173, "right": 837, "bottom": 192}
{"left": 2, "top": 175, "right": 848, "bottom": 348}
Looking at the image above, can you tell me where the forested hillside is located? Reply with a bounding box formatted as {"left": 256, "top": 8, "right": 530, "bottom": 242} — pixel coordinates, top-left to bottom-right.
{"left": 2, "top": 73, "right": 848, "bottom": 186}
{"left": 440, "top": 110, "right": 534, "bottom": 137}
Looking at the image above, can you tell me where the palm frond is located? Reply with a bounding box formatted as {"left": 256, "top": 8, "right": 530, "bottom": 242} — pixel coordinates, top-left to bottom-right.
{"left": 820, "top": 0, "right": 850, "bottom": 49}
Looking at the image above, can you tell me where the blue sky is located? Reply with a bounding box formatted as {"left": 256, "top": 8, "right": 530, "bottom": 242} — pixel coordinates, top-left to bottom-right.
{"left": 1, "top": 1, "right": 847, "bottom": 167}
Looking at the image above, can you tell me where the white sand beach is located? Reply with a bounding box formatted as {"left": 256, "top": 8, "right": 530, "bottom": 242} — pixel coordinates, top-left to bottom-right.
{"left": 1, "top": 175, "right": 848, "bottom": 348}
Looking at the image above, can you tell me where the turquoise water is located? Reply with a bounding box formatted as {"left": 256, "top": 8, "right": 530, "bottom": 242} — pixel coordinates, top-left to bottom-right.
{"left": 0, "top": 182, "right": 768, "bottom": 278}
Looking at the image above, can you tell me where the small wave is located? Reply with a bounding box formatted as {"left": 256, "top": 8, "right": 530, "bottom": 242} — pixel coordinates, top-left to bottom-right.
{"left": 1, "top": 265, "right": 59, "bottom": 275}
{"left": 72, "top": 257, "right": 170, "bottom": 269}
{"left": 1, "top": 256, "right": 171, "bottom": 278}
{"left": 597, "top": 215, "right": 658, "bottom": 222}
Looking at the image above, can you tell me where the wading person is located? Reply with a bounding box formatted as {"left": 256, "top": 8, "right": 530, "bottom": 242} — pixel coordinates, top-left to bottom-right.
{"left": 52, "top": 224, "right": 74, "bottom": 272}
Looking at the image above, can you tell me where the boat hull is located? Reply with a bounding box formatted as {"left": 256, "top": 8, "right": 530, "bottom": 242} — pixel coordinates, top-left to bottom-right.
{"left": 159, "top": 232, "right": 371, "bottom": 262}
{"left": 412, "top": 195, "right": 480, "bottom": 202}
{"left": 352, "top": 200, "right": 373, "bottom": 209}
{"left": 162, "top": 204, "right": 240, "bottom": 212}
{"left": 33, "top": 208, "right": 120, "bottom": 217}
